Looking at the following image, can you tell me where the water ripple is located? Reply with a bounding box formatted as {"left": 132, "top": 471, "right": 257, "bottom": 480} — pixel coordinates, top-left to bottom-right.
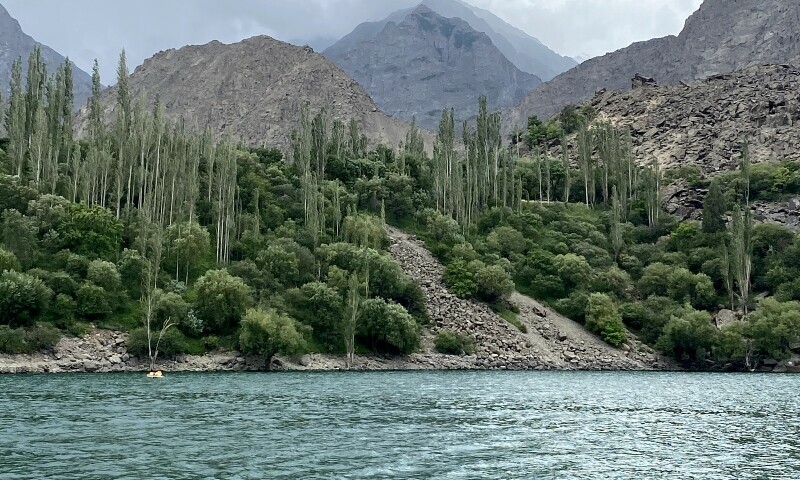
{"left": 0, "top": 371, "right": 799, "bottom": 479}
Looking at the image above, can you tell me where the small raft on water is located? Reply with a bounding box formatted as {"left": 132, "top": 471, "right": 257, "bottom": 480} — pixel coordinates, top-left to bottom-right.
{"left": 147, "top": 371, "right": 164, "bottom": 378}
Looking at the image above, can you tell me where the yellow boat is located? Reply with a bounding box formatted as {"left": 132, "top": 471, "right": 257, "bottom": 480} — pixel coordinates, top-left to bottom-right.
{"left": 147, "top": 371, "right": 163, "bottom": 378}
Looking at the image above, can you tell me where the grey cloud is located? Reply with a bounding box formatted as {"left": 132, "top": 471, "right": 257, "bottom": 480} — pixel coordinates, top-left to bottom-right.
{"left": 3, "top": 0, "right": 702, "bottom": 81}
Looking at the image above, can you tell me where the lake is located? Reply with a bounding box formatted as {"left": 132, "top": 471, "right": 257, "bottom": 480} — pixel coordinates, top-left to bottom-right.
{"left": 0, "top": 371, "right": 798, "bottom": 479}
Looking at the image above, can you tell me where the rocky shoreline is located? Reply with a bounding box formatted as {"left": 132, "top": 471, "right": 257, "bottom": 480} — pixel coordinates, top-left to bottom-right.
{"left": 3, "top": 228, "right": 793, "bottom": 375}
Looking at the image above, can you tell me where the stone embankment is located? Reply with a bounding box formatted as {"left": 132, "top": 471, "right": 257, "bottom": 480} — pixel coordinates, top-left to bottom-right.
{"left": 0, "top": 330, "right": 263, "bottom": 374}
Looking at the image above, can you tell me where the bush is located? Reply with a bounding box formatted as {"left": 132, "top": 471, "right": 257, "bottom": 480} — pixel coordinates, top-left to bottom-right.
{"left": 76, "top": 283, "right": 112, "bottom": 321}
{"left": 51, "top": 293, "right": 77, "bottom": 328}
{"left": 285, "top": 282, "right": 344, "bottom": 350}
{"left": 585, "top": 293, "right": 627, "bottom": 347}
{"left": 434, "top": 330, "right": 475, "bottom": 355}
{"left": 554, "top": 253, "right": 592, "bottom": 290}
{"left": 26, "top": 323, "right": 61, "bottom": 351}
{"left": 35, "top": 270, "right": 78, "bottom": 297}
{"left": 485, "top": 226, "right": 527, "bottom": 257}
{"left": 154, "top": 291, "right": 189, "bottom": 329}
{"left": 474, "top": 264, "right": 514, "bottom": 302}
{"left": 0, "top": 324, "right": 60, "bottom": 354}
{"left": 358, "top": 298, "right": 419, "bottom": 354}
{"left": 203, "top": 335, "right": 220, "bottom": 351}
{"left": 0, "top": 270, "right": 53, "bottom": 327}
{"left": 0, "top": 247, "right": 20, "bottom": 272}
{"left": 656, "top": 310, "right": 717, "bottom": 363}
{"left": 238, "top": 308, "right": 307, "bottom": 362}
{"left": 87, "top": 260, "right": 122, "bottom": 293}
{"left": 57, "top": 203, "right": 122, "bottom": 259}
{"left": 193, "top": 269, "right": 252, "bottom": 334}
{"left": 555, "top": 290, "right": 590, "bottom": 323}
{"left": 443, "top": 259, "right": 478, "bottom": 298}
{"left": 0, "top": 325, "right": 28, "bottom": 353}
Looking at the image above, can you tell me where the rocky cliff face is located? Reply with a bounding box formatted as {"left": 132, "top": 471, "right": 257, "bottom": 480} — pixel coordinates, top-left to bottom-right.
{"left": 592, "top": 64, "right": 800, "bottom": 173}
{"left": 76, "top": 36, "right": 417, "bottom": 151}
{"left": 325, "top": 5, "right": 541, "bottom": 129}
{"left": 506, "top": 0, "right": 800, "bottom": 126}
{"left": 585, "top": 64, "right": 800, "bottom": 227}
{"left": 0, "top": 3, "right": 92, "bottom": 107}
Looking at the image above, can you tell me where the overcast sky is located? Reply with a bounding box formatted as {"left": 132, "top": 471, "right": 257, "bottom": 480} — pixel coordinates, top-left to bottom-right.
{"left": 3, "top": 0, "right": 703, "bottom": 81}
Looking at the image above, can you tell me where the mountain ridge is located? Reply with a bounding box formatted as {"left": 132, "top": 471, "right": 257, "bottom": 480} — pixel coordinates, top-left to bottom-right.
{"left": 325, "top": 5, "right": 541, "bottom": 129}
{"left": 505, "top": 0, "right": 800, "bottom": 128}
{"left": 75, "top": 35, "right": 423, "bottom": 152}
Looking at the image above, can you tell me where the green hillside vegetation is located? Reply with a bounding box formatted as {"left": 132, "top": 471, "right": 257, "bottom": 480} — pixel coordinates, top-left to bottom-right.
{"left": 1, "top": 48, "right": 798, "bottom": 370}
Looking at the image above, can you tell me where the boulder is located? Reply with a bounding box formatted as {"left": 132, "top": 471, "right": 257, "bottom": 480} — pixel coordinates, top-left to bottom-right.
{"left": 715, "top": 310, "right": 738, "bottom": 329}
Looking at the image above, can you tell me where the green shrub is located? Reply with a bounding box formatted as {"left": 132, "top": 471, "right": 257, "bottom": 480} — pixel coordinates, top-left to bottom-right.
{"left": 285, "top": 281, "right": 344, "bottom": 350}
{"left": 474, "top": 264, "right": 514, "bottom": 302}
{"left": 26, "top": 323, "right": 61, "bottom": 351}
{"left": 656, "top": 310, "right": 717, "bottom": 363}
{"left": 76, "top": 283, "right": 112, "bottom": 321}
{"left": 87, "top": 260, "right": 122, "bottom": 293}
{"left": 239, "top": 308, "right": 307, "bottom": 361}
{"left": 358, "top": 298, "right": 419, "bottom": 354}
{"left": 126, "top": 327, "right": 190, "bottom": 358}
{"left": 0, "top": 247, "right": 20, "bottom": 272}
{"left": 203, "top": 335, "right": 220, "bottom": 351}
{"left": 193, "top": 269, "right": 252, "bottom": 334}
{"left": 443, "top": 259, "right": 478, "bottom": 298}
{"left": 0, "top": 325, "right": 28, "bottom": 353}
{"left": 585, "top": 293, "right": 627, "bottom": 347}
{"left": 50, "top": 293, "right": 77, "bottom": 328}
{"left": 434, "top": 331, "right": 475, "bottom": 355}
{"left": 500, "top": 309, "right": 527, "bottom": 333}
{"left": 555, "top": 290, "right": 590, "bottom": 323}
{"left": 0, "top": 270, "right": 53, "bottom": 327}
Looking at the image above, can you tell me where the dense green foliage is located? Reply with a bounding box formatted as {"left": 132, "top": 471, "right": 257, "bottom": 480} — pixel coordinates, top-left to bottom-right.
{"left": 1, "top": 49, "right": 798, "bottom": 371}
{"left": 0, "top": 51, "right": 428, "bottom": 362}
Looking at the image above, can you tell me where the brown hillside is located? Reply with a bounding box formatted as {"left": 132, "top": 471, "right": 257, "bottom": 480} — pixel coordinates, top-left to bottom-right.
{"left": 591, "top": 64, "right": 800, "bottom": 173}
{"left": 76, "top": 36, "right": 419, "bottom": 151}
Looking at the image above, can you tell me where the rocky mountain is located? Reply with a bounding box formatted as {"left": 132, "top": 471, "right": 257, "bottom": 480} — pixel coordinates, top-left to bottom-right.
{"left": 326, "top": 0, "right": 574, "bottom": 83}
{"left": 0, "top": 3, "right": 92, "bottom": 107}
{"left": 506, "top": 0, "right": 800, "bottom": 126}
{"left": 325, "top": 5, "right": 541, "bottom": 129}
{"left": 586, "top": 64, "right": 800, "bottom": 226}
{"left": 591, "top": 64, "right": 800, "bottom": 173}
{"left": 77, "top": 36, "right": 418, "bottom": 151}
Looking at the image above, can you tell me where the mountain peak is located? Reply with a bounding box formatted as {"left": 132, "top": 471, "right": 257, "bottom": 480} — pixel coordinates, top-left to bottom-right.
{"left": 324, "top": 1, "right": 540, "bottom": 129}
{"left": 411, "top": 3, "right": 435, "bottom": 15}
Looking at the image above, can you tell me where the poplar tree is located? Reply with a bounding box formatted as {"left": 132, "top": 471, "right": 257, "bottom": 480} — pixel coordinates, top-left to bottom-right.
{"left": 114, "top": 50, "right": 133, "bottom": 217}
{"left": 343, "top": 273, "right": 361, "bottom": 369}
{"left": 5, "top": 58, "right": 26, "bottom": 177}
{"left": 730, "top": 204, "right": 752, "bottom": 315}
{"left": 561, "top": 135, "right": 570, "bottom": 205}
{"left": 24, "top": 46, "right": 46, "bottom": 147}
{"left": 577, "top": 121, "right": 593, "bottom": 207}
{"left": 610, "top": 187, "right": 624, "bottom": 261}
{"left": 702, "top": 180, "right": 727, "bottom": 234}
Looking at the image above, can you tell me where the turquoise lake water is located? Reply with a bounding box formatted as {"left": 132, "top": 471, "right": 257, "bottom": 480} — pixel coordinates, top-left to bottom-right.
{"left": 1, "top": 371, "right": 798, "bottom": 479}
